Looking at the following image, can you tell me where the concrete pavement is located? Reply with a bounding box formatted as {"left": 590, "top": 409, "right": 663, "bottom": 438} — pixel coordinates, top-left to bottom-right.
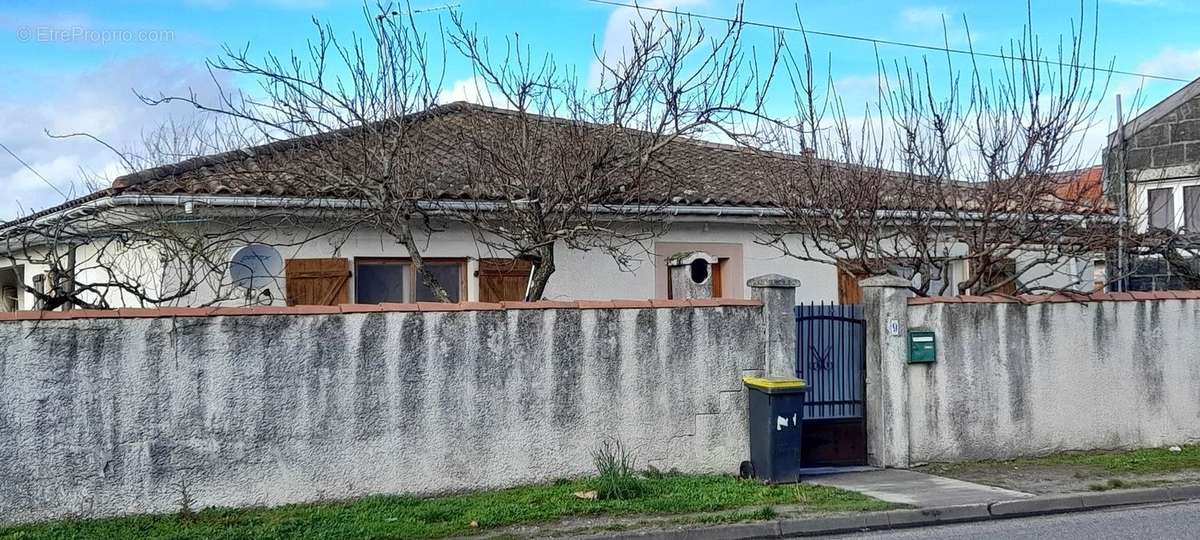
{"left": 804, "top": 468, "right": 1033, "bottom": 507}
{"left": 829, "top": 500, "right": 1200, "bottom": 539}
{"left": 578, "top": 481, "right": 1200, "bottom": 539}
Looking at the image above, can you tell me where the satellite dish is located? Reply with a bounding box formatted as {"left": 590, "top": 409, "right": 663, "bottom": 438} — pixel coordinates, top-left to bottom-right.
{"left": 229, "top": 244, "right": 283, "bottom": 290}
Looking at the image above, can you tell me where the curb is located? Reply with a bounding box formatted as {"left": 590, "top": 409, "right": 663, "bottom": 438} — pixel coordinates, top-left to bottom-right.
{"left": 580, "top": 485, "right": 1200, "bottom": 539}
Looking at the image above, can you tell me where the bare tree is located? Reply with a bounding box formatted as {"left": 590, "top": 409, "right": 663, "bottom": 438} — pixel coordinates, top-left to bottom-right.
{"left": 0, "top": 119, "right": 303, "bottom": 310}
{"left": 443, "top": 6, "right": 780, "bottom": 300}
{"left": 137, "top": 3, "right": 460, "bottom": 300}
{"left": 759, "top": 2, "right": 1117, "bottom": 296}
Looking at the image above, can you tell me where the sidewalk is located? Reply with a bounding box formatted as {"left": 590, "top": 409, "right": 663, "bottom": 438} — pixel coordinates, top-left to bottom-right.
{"left": 804, "top": 468, "right": 1032, "bottom": 507}
{"left": 473, "top": 466, "right": 1200, "bottom": 539}
{"left": 567, "top": 483, "right": 1200, "bottom": 539}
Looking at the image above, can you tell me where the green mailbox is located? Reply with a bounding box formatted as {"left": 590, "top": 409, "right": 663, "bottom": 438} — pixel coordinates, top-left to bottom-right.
{"left": 908, "top": 330, "right": 936, "bottom": 363}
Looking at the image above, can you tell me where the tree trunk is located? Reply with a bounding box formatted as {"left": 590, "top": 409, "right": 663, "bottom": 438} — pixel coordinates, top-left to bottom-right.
{"left": 524, "top": 244, "right": 556, "bottom": 301}
{"left": 391, "top": 220, "right": 452, "bottom": 303}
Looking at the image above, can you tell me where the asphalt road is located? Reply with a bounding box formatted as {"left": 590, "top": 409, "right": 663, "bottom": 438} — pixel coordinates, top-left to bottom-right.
{"left": 831, "top": 501, "right": 1200, "bottom": 540}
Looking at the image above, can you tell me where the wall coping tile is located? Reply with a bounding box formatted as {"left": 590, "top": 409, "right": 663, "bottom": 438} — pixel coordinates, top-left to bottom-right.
{"left": 0, "top": 298, "right": 764, "bottom": 322}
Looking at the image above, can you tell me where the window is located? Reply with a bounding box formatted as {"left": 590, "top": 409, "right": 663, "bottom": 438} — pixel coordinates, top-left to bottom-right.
{"left": 0, "top": 265, "right": 21, "bottom": 312}
{"left": 1148, "top": 188, "right": 1174, "bottom": 230}
{"left": 893, "top": 263, "right": 954, "bottom": 295}
{"left": 354, "top": 259, "right": 465, "bottom": 303}
{"left": 971, "top": 258, "right": 1018, "bottom": 295}
{"left": 1185, "top": 186, "right": 1200, "bottom": 234}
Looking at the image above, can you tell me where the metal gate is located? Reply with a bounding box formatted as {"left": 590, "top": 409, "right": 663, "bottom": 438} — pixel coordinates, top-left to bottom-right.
{"left": 795, "top": 303, "right": 867, "bottom": 467}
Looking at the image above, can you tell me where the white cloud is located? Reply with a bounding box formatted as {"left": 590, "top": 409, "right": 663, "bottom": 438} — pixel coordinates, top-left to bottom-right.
{"left": 184, "top": 0, "right": 329, "bottom": 9}
{"left": 1107, "top": 47, "right": 1200, "bottom": 119}
{"left": 588, "top": 0, "right": 708, "bottom": 88}
{"left": 896, "top": 5, "right": 978, "bottom": 47}
{"left": 900, "top": 6, "right": 946, "bottom": 28}
{"left": 1135, "top": 47, "right": 1200, "bottom": 81}
{"left": 0, "top": 57, "right": 228, "bottom": 221}
{"left": 437, "top": 75, "right": 502, "bottom": 107}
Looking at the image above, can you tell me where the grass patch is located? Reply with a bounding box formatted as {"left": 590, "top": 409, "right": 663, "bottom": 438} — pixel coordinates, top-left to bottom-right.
{"left": 923, "top": 444, "right": 1200, "bottom": 478}
{"left": 0, "top": 474, "right": 889, "bottom": 540}
{"left": 1009, "top": 445, "right": 1200, "bottom": 475}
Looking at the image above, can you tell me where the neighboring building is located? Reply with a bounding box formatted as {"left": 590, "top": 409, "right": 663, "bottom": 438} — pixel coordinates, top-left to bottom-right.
{"left": 1104, "top": 76, "right": 1200, "bottom": 290}
{"left": 0, "top": 103, "right": 1094, "bottom": 311}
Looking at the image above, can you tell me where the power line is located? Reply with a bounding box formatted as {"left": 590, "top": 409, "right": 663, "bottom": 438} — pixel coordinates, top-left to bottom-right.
{"left": 0, "top": 141, "right": 67, "bottom": 199}
{"left": 588, "top": 0, "right": 1191, "bottom": 84}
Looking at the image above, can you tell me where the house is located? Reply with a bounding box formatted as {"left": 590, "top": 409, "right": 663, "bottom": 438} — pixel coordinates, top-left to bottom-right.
{"left": 0, "top": 102, "right": 1097, "bottom": 311}
{"left": 1104, "top": 76, "right": 1200, "bottom": 290}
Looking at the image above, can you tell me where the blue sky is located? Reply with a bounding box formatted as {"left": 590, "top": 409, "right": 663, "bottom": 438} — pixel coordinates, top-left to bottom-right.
{"left": 2, "top": 0, "right": 1199, "bottom": 220}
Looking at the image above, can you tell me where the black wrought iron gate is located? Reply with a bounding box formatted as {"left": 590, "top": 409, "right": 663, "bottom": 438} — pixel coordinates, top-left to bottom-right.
{"left": 795, "top": 303, "right": 867, "bottom": 466}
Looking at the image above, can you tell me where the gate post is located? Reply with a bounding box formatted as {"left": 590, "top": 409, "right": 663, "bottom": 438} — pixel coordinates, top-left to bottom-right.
{"left": 861, "top": 275, "right": 914, "bottom": 468}
{"left": 748, "top": 274, "right": 802, "bottom": 378}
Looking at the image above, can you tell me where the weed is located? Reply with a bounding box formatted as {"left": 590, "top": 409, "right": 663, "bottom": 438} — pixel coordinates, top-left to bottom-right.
{"left": 172, "top": 477, "right": 196, "bottom": 523}
{"left": 591, "top": 439, "right": 644, "bottom": 500}
{"left": 1088, "top": 478, "right": 1128, "bottom": 491}
{"left": 754, "top": 506, "right": 778, "bottom": 520}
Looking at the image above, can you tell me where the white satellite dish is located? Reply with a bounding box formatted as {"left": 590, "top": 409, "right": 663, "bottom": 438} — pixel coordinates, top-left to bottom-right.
{"left": 229, "top": 244, "right": 283, "bottom": 290}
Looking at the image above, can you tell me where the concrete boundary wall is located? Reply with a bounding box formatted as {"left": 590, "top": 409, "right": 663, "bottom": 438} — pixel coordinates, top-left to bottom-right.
{"left": 0, "top": 286, "right": 802, "bottom": 524}
{"left": 864, "top": 280, "right": 1200, "bottom": 467}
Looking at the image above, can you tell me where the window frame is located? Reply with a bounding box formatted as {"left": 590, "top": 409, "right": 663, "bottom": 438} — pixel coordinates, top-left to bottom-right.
{"left": 1184, "top": 185, "right": 1200, "bottom": 234}
{"left": 353, "top": 257, "right": 468, "bottom": 303}
{"left": 1148, "top": 187, "right": 1175, "bottom": 231}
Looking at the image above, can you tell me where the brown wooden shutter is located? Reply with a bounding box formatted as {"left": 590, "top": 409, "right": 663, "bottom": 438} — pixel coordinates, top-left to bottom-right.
{"left": 837, "top": 266, "right": 865, "bottom": 304}
{"left": 975, "top": 258, "right": 1019, "bottom": 296}
{"left": 478, "top": 258, "right": 533, "bottom": 303}
{"left": 710, "top": 260, "right": 724, "bottom": 298}
{"left": 284, "top": 258, "right": 351, "bottom": 306}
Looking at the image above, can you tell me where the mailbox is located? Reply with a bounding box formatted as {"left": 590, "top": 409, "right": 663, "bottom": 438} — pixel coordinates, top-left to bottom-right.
{"left": 908, "top": 330, "right": 936, "bottom": 363}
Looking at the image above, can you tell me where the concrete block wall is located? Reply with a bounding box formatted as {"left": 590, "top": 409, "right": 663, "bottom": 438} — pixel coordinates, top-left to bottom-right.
{"left": 0, "top": 296, "right": 784, "bottom": 524}
{"left": 1118, "top": 93, "right": 1200, "bottom": 174}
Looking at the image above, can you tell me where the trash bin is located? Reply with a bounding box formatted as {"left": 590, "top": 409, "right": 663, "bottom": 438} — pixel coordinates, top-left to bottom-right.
{"left": 741, "top": 376, "right": 807, "bottom": 484}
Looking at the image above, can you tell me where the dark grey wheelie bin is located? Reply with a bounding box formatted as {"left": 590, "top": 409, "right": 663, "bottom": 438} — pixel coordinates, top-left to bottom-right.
{"left": 741, "top": 376, "right": 807, "bottom": 484}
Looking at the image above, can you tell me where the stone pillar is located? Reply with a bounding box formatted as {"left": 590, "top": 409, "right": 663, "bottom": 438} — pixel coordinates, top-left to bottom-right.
{"left": 861, "top": 275, "right": 914, "bottom": 468}
{"left": 747, "top": 274, "right": 802, "bottom": 378}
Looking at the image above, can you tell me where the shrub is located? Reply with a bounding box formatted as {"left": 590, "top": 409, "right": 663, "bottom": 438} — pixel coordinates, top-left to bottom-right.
{"left": 592, "top": 439, "right": 644, "bottom": 500}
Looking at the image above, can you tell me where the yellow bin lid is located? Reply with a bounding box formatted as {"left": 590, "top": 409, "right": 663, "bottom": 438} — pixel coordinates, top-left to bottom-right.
{"left": 742, "top": 376, "right": 807, "bottom": 391}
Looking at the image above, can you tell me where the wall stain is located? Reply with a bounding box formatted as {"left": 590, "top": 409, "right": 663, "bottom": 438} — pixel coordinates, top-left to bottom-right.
{"left": 1134, "top": 302, "right": 1166, "bottom": 411}
{"left": 353, "top": 314, "right": 387, "bottom": 440}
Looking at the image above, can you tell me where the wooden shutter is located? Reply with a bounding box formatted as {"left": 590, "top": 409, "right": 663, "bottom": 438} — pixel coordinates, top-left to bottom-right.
{"left": 285, "top": 258, "right": 351, "bottom": 306}
{"left": 478, "top": 258, "right": 532, "bottom": 303}
{"left": 975, "top": 259, "right": 1019, "bottom": 296}
{"left": 710, "top": 260, "right": 724, "bottom": 297}
{"left": 837, "top": 266, "right": 865, "bottom": 304}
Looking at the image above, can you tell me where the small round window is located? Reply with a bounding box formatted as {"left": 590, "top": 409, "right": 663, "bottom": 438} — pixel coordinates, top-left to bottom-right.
{"left": 689, "top": 259, "right": 710, "bottom": 284}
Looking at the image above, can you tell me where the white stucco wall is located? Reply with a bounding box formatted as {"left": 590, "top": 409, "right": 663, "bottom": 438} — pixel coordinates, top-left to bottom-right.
{"left": 0, "top": 303, "right": 768, "bottom": 524}
{"left": 897, "top": 298, "right": 1200, "bottom": 464}
{"left": 0, "top": 212, "right": 1095, "bottom": 309}
{"left": 128, "top": 219, "right": 844, "bottom": 306}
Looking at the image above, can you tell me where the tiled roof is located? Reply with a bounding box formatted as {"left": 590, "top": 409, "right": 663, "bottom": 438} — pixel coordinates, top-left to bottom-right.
{"left": 110, "top": 101, "right": 799, "bottom": 207}
{"left": 1052, "top": 165, "right": 1109, "bottom": 209}
{"left": 3, "top": 102, "right": 1107, "bottom": 228}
